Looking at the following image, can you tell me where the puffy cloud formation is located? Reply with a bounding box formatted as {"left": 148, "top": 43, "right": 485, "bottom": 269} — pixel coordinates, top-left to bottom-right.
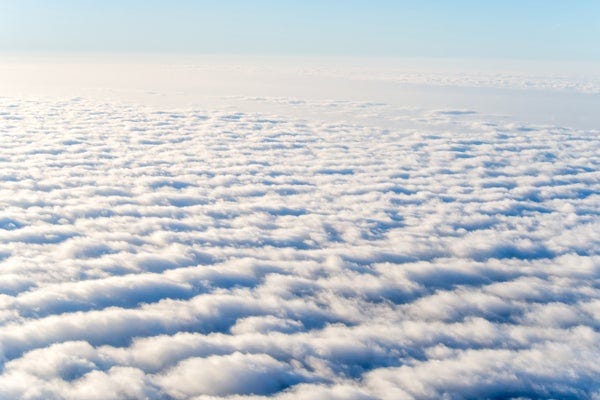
{"left": 0, "top": 97, "right": 598, "bottom": 399}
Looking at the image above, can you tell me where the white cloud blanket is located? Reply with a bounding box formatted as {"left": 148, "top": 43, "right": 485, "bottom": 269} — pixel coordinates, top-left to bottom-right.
{"left": 0, "top": 97, "right": 598, "bottom": 399}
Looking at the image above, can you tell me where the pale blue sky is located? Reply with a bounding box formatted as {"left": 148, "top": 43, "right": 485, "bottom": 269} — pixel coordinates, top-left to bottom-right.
{"left": 0, "top": 0, "right": 599, "bottom": 60}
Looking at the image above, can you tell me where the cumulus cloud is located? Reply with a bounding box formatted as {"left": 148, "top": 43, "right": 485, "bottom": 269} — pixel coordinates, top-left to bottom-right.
{"left": 156, "top": 352, "right": 308, "bottom": 398}
{"left": 0, "top": 95, "right": 597, "bottom": 399}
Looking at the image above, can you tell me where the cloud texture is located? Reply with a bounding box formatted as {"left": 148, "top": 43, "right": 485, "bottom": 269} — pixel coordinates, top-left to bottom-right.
{"left": 0, "top": 96, "right": 598, "bottom": 399}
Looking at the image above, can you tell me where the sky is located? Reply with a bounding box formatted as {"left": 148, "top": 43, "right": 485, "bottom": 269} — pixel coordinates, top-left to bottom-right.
{"left": 0, "top": 0, "right": 599, "bottom": 60}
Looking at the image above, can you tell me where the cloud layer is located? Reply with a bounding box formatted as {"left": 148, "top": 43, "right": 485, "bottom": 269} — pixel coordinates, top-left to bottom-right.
{"left": 0, "top": 97, "right": 598, "bottom": 399}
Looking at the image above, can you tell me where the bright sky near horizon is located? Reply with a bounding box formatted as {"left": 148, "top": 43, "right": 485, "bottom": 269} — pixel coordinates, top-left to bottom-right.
{"left": 0, "top": 0, "right": 599, "bottom": 60}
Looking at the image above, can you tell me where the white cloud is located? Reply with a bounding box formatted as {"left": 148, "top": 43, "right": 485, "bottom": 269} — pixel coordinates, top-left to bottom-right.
{"left": 0, "top": 94, "right": 597, "bottom": 399}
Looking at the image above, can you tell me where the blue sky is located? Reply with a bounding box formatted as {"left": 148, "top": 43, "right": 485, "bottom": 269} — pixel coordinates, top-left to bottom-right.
{"left": 0, "top": 0, "right": 599, "bottom": 60}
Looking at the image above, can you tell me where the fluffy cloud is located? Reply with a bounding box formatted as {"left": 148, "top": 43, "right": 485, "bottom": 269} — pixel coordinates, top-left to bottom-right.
{"left": 0, "top": 96, "right": 597, "bottom": 399}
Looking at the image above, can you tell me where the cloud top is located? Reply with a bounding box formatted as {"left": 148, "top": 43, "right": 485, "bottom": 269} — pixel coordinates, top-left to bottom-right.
{"left": 0, "top": 97, "right": 598, "bottom": 399}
